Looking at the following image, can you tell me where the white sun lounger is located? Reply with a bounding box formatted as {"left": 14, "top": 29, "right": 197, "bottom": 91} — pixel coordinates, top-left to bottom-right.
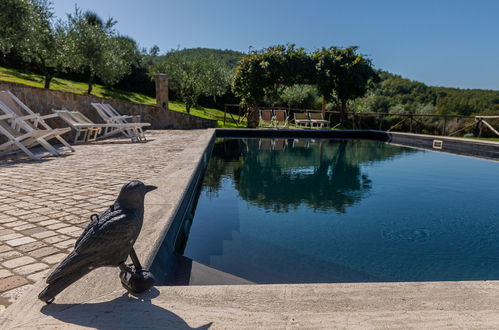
{"left": 0, "top": 91, "right": 74, "bottom": 156}
{"left": 0, "top": 107, "right": 57, "bottom": 159}
{"left": 53, "top": 109, "right": 151, "bottom": 144}
{"left": 52, "top": 109, "right": 102, "bottom": 143}
{"left": 91, "top": 103, "right": 150, "bottom": 142}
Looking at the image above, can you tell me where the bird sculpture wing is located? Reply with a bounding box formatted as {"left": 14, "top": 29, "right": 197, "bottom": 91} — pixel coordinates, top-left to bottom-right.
{"left": 74, "top": 205, "right": 116, "bottom": 248}
{"left": 46, "top": 207, "right": 140, "bottom": 284}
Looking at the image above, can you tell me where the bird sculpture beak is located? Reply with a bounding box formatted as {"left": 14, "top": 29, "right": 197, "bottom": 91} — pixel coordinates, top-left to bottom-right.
{"left": 145, "top": 185, "right": 158, "bottom": 193}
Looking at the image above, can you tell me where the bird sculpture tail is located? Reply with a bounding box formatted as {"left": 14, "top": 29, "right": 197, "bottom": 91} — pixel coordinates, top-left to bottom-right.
{"left": 38, "top": 269, "right": 91, "bottom": 303}
{"left": 38, "top": 252, "right": 94, "bottom": 304}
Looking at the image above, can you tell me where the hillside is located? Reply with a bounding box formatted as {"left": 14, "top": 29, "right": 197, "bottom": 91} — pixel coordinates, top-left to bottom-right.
{"left": 362, "top": 71, "right": 499, "bottom": 116}
{"left": 0, "top": 66, "right": 245, "bottom": 128}
{"left": 164, "top": 48, "right": 245, "bottom": 69}
{"left": 163, "top": 49, "right": 499, "bottom": 116}
{"left": 2, "top": 45, "right": 499, "bottom": 119}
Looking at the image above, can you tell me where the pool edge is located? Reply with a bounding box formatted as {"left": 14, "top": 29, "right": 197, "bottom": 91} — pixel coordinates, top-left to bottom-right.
{"left": 2, "top": 128, "right": 499, "bottom": 329}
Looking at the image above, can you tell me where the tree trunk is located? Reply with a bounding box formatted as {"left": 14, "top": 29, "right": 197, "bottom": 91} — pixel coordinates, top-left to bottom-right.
{"left": 339, "top": 99, "right": 348, "bottom": 127}
{"left": 87, "top": 73, "right": 94, "bottom": 94}
{"left": 185, "top": 103, "right": 191, "bottom": 114}
{"left": 44, "top": 74, "right": 53, "bottom": 89}
{"left": 322, "top": 95, "right": 328, "bottom": 117}
{"left": 246, "top": 107, "right": 259, "bottom": 128}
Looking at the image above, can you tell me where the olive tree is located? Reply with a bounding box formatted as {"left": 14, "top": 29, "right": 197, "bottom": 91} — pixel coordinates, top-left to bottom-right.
{"left": 68, "top": 9, "right": 138, "bottom": 94}
{"left": 233, "top": 45, "right": 377, "bottom": 125}
{"left": 329, "top": 47, "right": 378, "bottom": 122}
{"left": 0, "top": 0, "right": 77, "bottom": 88}
{"left": 151, "top": 51, "right": 230, "bottom": 113}
{"left": 232, "top": 45, "right": 314, "bottom": 106}
{"left": 0, "top": 0, "right": 34, "bottom": 54}
{"left": 97, "top": 36, "right": 141, "bottom": 87}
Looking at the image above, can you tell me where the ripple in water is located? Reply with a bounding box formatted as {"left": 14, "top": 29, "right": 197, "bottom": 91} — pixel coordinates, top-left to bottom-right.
{"left": 383, "top": 228, "right": 430, "bottom": 242}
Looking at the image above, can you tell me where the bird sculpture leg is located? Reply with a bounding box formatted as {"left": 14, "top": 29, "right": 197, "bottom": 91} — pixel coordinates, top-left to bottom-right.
{"left": 119, "top": 248, "right": 155, "bottom": 294}
{"left": 129, "top": 248, "right": 143, "bottom": 270}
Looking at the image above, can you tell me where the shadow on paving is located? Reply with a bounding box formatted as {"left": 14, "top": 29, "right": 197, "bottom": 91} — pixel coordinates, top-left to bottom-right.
{"left": 86, "top": 138, "right": 155, "bottom": 146}
{"left": 0, "top": 153, "right": 67, "bottom": 167}
{"left": 40, "top": 288, "right": 212, "bottom": 329}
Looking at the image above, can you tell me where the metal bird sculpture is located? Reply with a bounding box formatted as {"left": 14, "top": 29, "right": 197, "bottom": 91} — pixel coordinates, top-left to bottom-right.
{"left": 38, "top": 180, "right": 157, "bottom": 304}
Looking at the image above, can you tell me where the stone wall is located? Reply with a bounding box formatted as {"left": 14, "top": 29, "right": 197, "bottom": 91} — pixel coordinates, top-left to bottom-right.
{"left": 0, "top": 81, "right": 217, "bottom": 130}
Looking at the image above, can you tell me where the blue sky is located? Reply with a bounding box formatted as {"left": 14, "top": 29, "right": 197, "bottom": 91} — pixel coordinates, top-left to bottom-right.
{"left": 51, "top": 0, "right": 499, "bottom": 90}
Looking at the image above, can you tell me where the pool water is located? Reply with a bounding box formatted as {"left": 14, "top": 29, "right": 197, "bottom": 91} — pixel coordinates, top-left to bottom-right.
{"left": 177, "top": 138, "right": 499, "bottom": 283}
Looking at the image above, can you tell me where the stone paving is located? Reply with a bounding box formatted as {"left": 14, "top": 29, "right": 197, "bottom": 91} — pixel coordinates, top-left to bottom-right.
{"left": 0, "top": 130, "right": 204, "bottom": 312}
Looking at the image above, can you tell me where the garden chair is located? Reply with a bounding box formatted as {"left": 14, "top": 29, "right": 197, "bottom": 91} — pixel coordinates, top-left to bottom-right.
{"left": 52, "top": 109, "right": 102, "bottom": 143}
{"left": 308, "top": 112, "right": 330, "bottom": 128}
{"left": 91, "top": 103, "right": 150, "bottom": 142}
{"left": 274, "top": 109, "right": 289, "bottom": 128}
{"left": 54, "top": 109, "right": 152, "bottom": 143}
{"left": 0, "top": 91, "right": 74, "bottom": 156}
{"left": 294, "top": 112, "right": 311, "bottom": 128}
{"left": 259, "top": 110, "right": 274, "bottom": 128}
{"left": 0, "top": 105, "right": 59, "bottom": 159}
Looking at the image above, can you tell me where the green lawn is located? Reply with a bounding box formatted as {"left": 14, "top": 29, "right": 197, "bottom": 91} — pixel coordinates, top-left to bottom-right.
{"left": 0, "top": 66, "right": 246, "bottom": 128}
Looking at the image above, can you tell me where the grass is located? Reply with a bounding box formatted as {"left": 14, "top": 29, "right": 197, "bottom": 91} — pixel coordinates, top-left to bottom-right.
{"left": 168, "top": 101, "right": 246, "bottom": 128}
{"left": 464, "top": 137, "right": 499, "bottom": 142}
{"left": 0, "top": 66, "right": 246, "bottom": 128}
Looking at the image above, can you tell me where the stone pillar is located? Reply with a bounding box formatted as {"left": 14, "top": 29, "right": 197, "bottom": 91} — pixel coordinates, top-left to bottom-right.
{"left": 155, "top": 74, "right": 169, "bottom": 110}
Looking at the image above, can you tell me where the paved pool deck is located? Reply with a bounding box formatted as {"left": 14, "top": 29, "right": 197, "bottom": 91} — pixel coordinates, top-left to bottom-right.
{"left": 0, "top": 130, "right": 213, "bottom": 311}
{"left": 1, "top": 129, "right": 499, "bottom": 329}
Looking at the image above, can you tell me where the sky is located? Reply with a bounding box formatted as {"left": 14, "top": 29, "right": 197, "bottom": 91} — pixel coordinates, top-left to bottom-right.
{"left": 51, "top": 0, "right": 499, "bottom": 90}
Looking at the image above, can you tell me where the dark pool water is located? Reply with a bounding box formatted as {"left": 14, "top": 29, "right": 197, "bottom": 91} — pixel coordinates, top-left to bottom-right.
{"left": 178, "top": 138, "right": 499, "bottom": 283}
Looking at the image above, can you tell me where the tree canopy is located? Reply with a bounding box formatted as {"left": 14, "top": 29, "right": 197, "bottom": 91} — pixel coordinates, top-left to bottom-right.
{"left": 232, "top": 45, "right": 378, "bottom": 124}
{"left": 232, "top": 45, "right": 315, "bottom": 106}
{"left": 68, "top": 8, "right": 139, "bottom": 94}
{"left": 0, "top": 0, "right": 77, "bottom": 88}
{"left": 150, "top": 50, "right": 230, "bottom": 113}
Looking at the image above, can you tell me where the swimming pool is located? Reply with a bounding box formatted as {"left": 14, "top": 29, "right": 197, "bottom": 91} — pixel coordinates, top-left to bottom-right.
{"left": 157, "top": 137, "right": 499, "bottom": 284}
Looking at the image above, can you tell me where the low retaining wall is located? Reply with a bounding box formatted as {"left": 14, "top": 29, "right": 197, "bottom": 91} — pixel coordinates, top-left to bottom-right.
{"left": 0, "top": 81, "right": 217, "bottom": 130}
{"left": 388, "top": 131, "right": 499, "bottom": 160}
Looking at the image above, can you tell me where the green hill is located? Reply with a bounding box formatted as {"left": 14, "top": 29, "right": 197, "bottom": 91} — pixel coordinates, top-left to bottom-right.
{"left": 155, "top": 48, "right": 245, "bottom": 69}
{"left": 2, "top": 45, "right": 499, "bottom": 125}
{"left": 0, "top": 66, "right": 245, "bottom": 128}
{"left": 365, "top": 71, "right": 499, "bottom": 116}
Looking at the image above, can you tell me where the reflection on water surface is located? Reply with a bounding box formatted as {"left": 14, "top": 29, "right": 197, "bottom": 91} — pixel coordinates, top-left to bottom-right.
{"left": 178, "top": 138, "right": 499, "bottom": 284}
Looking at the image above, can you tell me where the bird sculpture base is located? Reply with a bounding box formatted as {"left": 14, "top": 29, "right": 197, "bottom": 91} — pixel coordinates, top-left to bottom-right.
{"left": 119, "top": 264, "right": 155, "bottom": 294}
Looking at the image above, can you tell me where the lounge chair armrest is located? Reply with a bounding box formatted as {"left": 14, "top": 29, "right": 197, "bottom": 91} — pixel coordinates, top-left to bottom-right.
{"left": 39, "top": 113, "right": 59, "bottom": 119}
{"left": 16, "top": 114, "right": 40, "bottom": 121}
{"left": 0, "top": 113, "right": 13, "bottom": 120}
